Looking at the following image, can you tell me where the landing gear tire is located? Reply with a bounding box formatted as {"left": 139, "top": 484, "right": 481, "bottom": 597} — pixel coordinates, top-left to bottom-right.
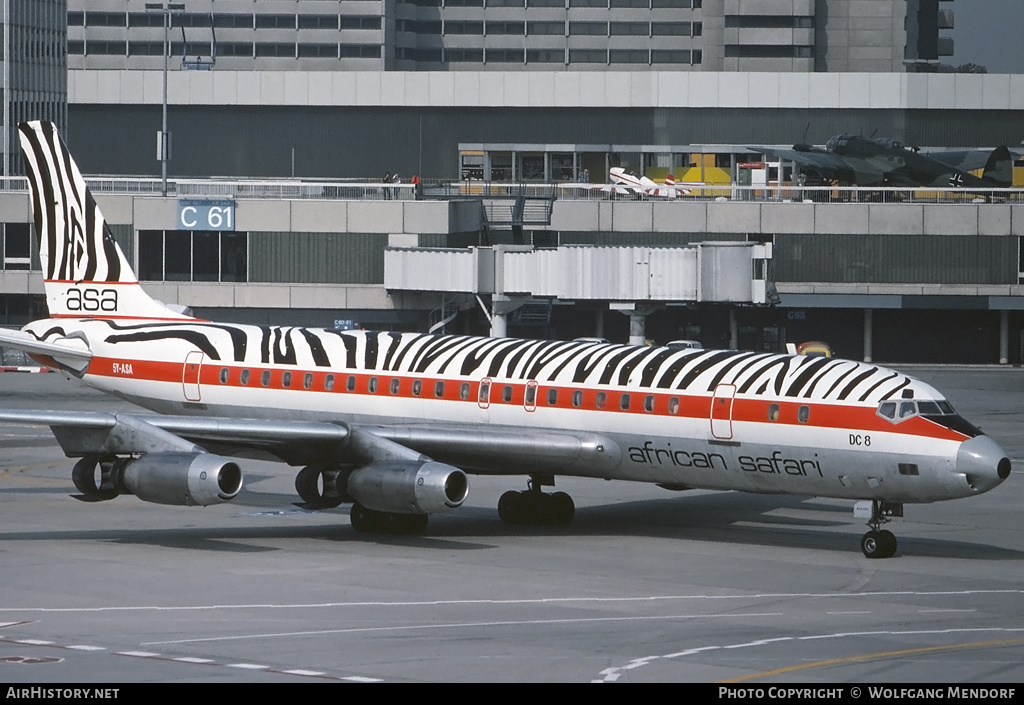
{"left": 498, "top": 491, "right": 522, "bottom": 523}
{"left": 861, "top": 529, "right": 897, "bottom": 559}
{"left": 294, "top": 465, "right": 343, "bottom": 509}
{"left": 349, "top": 502, "right": 428, "bottom": 535}
{"left": 71, "top": 455, "right": 119, "bottom": 501}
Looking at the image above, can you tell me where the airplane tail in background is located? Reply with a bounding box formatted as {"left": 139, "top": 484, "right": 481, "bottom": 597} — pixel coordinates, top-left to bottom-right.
{"left": 982, "top": 146, "right": 1012, "bottom": 188}
{"left": 18, "top": 121, "right": 192, "bottom": 320}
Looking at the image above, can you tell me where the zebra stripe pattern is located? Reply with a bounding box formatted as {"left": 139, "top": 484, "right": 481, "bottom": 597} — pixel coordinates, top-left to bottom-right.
{"left": 45, "top": 319, "right": 923, "bottom": 404}
{"left": 18, "top": 121, "right": 131, "bottom": 284}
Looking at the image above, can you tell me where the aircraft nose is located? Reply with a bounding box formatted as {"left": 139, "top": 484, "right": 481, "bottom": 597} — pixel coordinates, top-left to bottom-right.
{"left": 956, "top": 435, "right": 1011, "bottom": 494}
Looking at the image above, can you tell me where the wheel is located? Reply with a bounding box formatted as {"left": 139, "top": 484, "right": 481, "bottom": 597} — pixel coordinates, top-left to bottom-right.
{"left": 294, "top": 466, "right": 342, "bottom": 509}
{"left": 861, "top": 530, "right": 890, "bottom": 559}
{"left": 878, "top": 529, "right": 897, "bottom": 558}
{"left": 71, "top": 456, "right": 118, "bottom": 501}
{"left": 498, "top": 490, "right": 523, "bottom": 524}
{"left": 550, "top": 492, "right": 575, "bottom": 525}
{"left": 349, "top": 502, "right": 375, "bottom": 532}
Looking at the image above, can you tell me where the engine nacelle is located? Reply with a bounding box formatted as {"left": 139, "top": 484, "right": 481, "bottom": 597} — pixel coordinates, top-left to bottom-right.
{"left": 347, "top": 461, "right": 468, "bottom": 515}
{"left": 118, "top": 452, "right": 243, "bottom": 506}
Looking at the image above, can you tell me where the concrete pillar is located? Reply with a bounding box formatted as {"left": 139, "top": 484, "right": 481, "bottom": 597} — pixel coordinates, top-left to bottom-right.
{"left": 491, "top": 313, "right": 507, "bottom": 338}
{"left": 595, "top": 309, "right": 605, "bottom": 339}
{"left": 999, "top": 310, "right": 1009, "bottom": 365}
{"left": 728, "top": 308, "right": 738, "bottom": 349}
{"left": 863, "top": 308, "right": 873, "bottom": 363}
{"left": 628, "top": 311, "right": 646, "bottom": 346}
{"left": 610, "top": 302, "right": 659, "bottom": 346}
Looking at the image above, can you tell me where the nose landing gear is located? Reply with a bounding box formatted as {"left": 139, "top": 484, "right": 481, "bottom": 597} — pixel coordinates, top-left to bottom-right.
{"left": 859, "top": 499, "right": 902, "bottom": 559}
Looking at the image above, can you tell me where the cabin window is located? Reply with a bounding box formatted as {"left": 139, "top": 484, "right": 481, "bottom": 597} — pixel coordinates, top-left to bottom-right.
{"left": 668, "top": 396, "right": 679, "bottom": 415}
{"left": 303, "top": 372, "right": 313, "bottom": 389}
{"left": 797, "top": 405, "right": 810, "bottom": 423}
{"left": 346, "top": 375, "right": 356, "bottom": 392}
{"left": 261, "top": 370, "right": 271, "bottom": 387}
{"left": 324, "top": 374, "right": 335, "bottom": 391}
{"left": 572, "top": 390, "right": 583, "bottom": 407}
{"left": 595, "top": 392, "right": 607, "bottom": 410}
{"left": 240, "top": 369, "right": 250, "bottom": 385}
{"left": 525, "top": 385, "right": 536, "bottom": 406}
{"left": 768, "top": 403, "right": 780, "bottom": 421}
{"left": 282, "top": 371, "right": 292, "bottom": 388}
{"left": 459, "top": 382, "right": 470, "bottom": 400}
{"left": 390, "top": 378, "right": 400, "bottom": 395}
{"left": 644, "top": 395, "right": 654, "bottom": 413}
{"left": 219, "top": 367, "right": 229, "bottom": 384}
{"left": 412, "top": 379, "right": 422, "bottom": 396}
{"left": 434, "top": 381, "right": 445, "bottom": 397}
{"left": 368, "top": 376, "right": 378, "bottom": 393}
{"left": 619, "top": 393, "right": 631, "bottom": 411}
{"left": 547, "top": 388, "right": 558, "bottom": 405}
{"left": 478, "top": 380, "right": 489, "bottom": 403}
{"left": 502, "top": 385, "right": 513, "bottom": 402}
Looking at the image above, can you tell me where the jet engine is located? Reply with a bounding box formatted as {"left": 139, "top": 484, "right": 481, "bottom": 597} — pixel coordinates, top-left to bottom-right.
{"left": 346, "top": 461, "right": 468, "bottom": 515}
{"left": 118, "top": 452, "right": 243, "bottom": 506}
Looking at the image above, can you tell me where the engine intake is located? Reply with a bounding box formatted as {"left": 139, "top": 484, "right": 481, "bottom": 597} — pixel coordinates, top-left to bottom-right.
{"left": 347, "top": 461, "right": 468, "bottom": 515}
{"left": 118, "top": 452, "right": 243, "bottom": 506}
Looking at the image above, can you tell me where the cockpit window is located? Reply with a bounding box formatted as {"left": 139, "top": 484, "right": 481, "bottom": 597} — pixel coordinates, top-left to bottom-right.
{"left": 878, "top": 399, "right": 959, "bottom": 424}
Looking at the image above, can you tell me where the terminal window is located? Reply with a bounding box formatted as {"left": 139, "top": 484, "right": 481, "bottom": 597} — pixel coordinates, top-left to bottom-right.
{"left": 138, "top": 230, "right": 247, "bottom": 283}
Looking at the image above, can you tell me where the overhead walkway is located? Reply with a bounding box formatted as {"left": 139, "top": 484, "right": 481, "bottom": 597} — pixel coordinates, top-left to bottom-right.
{"left": 384, "top": 242, "right": 774, "bottom": 341}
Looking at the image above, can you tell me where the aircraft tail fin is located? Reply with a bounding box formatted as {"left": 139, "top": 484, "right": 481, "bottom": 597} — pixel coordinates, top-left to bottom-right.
{"left": 982, "top": 146, "right": 1012, "bottom": 188}
{"left": 18, "top": 121, "right": 192, "bottom": 320}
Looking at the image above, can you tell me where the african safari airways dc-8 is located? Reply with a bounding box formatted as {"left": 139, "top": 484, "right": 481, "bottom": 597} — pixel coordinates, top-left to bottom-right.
{"left": 0, "top": 121, "right": 1011, "bottom": 558}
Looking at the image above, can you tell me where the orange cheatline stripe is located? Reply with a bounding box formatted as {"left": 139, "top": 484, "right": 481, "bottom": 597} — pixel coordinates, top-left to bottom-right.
{"left": 84, "top": 355, "right": 966, "bottom": 442}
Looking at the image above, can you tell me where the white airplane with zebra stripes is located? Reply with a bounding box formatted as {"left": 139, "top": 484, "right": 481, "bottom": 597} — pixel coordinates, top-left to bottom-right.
{"left": 0, "top": 121, "right": 1010, "bottom": 558}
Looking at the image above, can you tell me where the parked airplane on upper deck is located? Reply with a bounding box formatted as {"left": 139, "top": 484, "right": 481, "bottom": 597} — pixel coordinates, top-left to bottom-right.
{"left": 0, "top": 121, "right": 1011, "bottom": 558}
{"left": 753, "top": 134, "right": 1014, "bottom": 189}
{"left": 602, "top": 167, "right": 705, "bottom": 198}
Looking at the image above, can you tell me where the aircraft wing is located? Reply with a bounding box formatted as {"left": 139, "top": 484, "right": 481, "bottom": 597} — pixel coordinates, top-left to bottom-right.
{"left": 0, "top": 328, "right": 92, "bottom": 373}
{"left": 752, "top": 147, "right": 886, "bottom": 185}
{"left": 0, "top": 410, "right": 618, "bottom": 477}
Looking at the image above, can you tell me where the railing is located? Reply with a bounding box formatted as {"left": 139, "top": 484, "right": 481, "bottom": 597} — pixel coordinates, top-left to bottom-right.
{"left": 0, "top": 175, "right": 1021, "bottom": 204}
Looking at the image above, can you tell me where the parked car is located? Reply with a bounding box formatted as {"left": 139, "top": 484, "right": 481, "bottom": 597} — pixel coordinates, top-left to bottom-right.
{"left": 796, "top": 340, "right": 833, "bottom": 358}
{"left": 665, "top": 340, "right": 704, "bottom": 351}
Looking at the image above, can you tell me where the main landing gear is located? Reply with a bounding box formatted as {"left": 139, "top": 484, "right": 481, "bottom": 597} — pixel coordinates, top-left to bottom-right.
{"left": 349, "top": 502, "right": 428, "bottom": 535}
{"left": 498, "top": 476, "right": 575, "bottom": 526}
{"left": 860, "top": 499, "right": 902, "bottom": 559}
{"left": 294, "top": 465, "right": 430, "bottom": 535}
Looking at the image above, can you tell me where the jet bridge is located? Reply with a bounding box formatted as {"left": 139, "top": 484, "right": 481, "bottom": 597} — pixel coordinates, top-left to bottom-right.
{"left": 385, "top": 241, "right": 774, "bottom": 339}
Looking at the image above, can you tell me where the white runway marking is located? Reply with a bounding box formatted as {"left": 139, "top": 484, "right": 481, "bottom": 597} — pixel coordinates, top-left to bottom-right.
{"left": 145, "top": 612, "right": 785, "bottom": 646}
{"left": 1, "top": 588, "right": 1020, "bottom": 614}
{"left": 594, "top": 626, "right": 1024, "bottom": 682}
{"left": 0, "top": 634, "right": 380, "bottom": 682}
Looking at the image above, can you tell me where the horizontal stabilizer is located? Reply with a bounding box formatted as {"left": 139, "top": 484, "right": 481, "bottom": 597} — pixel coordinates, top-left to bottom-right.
{"left": 0, "top": 328, "right": 92, "bottom": 373}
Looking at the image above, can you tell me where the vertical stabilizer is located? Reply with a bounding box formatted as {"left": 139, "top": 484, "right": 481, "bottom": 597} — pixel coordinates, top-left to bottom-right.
{"left": 982, "top": 146, "right": 1012, "bottom": 188}
{"left": 18, "top": 121, "right": 192, "bottom": 320}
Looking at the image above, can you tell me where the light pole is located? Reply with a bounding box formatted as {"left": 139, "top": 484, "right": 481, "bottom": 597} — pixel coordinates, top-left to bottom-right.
{"left": 145, "top": 2, "right": 184, "bottom": 196}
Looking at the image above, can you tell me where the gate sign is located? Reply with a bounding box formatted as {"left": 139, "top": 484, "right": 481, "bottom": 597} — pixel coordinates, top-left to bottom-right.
{"left": 178, "top": 199, "right": 235, "bottom": 231}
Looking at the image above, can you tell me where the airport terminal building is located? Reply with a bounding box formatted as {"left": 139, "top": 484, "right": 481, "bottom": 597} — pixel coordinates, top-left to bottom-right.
{"left": 4, "top": 0, "right": 1024, "bottom": 365}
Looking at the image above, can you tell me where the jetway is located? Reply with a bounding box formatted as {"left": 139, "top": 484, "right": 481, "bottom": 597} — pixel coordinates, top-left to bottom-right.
{"left": 384, "top": 242, "right": 774, "bottom": 338}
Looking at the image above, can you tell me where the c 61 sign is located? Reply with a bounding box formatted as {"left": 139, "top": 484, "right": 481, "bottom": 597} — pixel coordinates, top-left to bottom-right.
{"left": 178, "top": 199, "right": 235, "bottom": 231}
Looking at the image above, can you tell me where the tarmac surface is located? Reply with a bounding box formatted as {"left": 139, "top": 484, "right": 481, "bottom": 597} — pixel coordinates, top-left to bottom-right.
{"left": 0, "top": 368, "right": 1022, "bottom": 683}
